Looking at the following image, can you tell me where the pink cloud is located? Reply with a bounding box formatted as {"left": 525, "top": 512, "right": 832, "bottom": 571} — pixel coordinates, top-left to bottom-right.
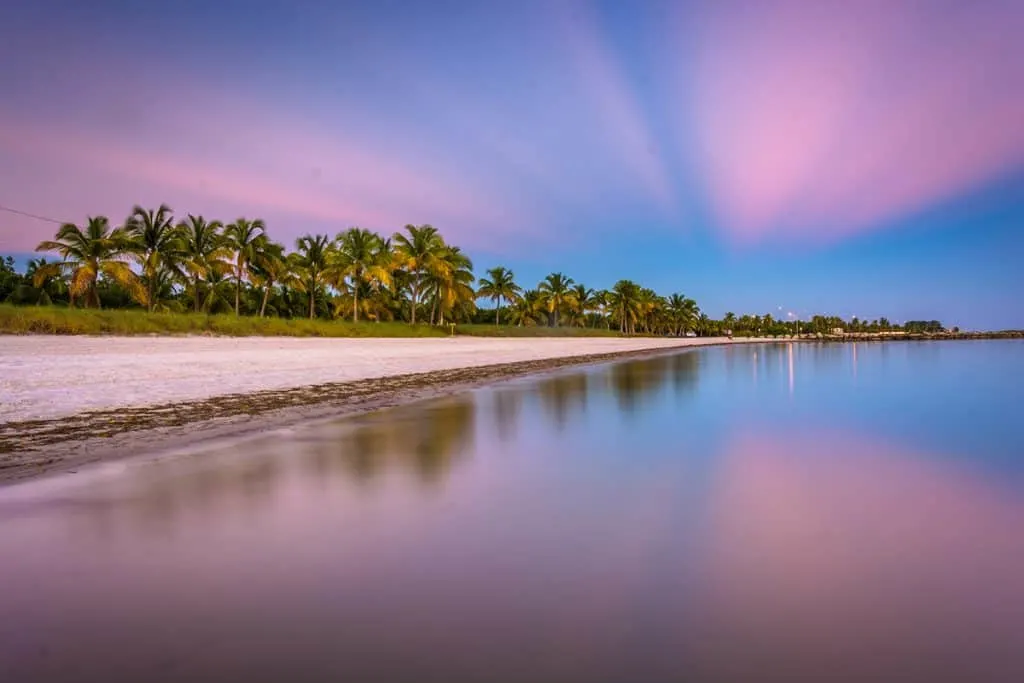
{"left": 0, "top": 90, "right": 540, "bottom": 253}
{"left": 689, "top": 0, "right": 1024, "bottom": 245}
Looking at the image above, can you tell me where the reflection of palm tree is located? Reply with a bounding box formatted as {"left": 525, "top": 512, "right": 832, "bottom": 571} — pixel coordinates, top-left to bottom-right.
{"left": 492, "top": 388, "right": 524, "bottom": 442}
{"left": 309, "top": 397, "right": 477, "bottom": 485}
{"left": 537, "top": 372, "right": 589, "bottom": 431}
{"left": 609, "top": 356, "right": 672, "bottom": 413}
{"left": 410, "top": 399, "right": 476, "bottom": 481}
{"left": 669, "top": 351, "right": 700, "bottom": 396}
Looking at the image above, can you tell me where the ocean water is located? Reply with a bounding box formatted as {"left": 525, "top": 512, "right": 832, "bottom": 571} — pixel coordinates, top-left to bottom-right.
{"left": 1, "top": 341, "right": 1022, "bottom": 682}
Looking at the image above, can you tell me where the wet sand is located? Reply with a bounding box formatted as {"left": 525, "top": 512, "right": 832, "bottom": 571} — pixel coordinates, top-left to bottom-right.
{"left": 0, "top": 335, "right": 763, "bottom": 484}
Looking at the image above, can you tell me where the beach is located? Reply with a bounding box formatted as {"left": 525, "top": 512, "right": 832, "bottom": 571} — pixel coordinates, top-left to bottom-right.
{"left": 0, "top": 335, "right": 760, "bottom": 483}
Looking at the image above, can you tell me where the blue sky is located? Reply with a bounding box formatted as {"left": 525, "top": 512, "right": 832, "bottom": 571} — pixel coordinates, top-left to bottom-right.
{"left": 1, "top": 0, "right": 1022, "bottom": 328}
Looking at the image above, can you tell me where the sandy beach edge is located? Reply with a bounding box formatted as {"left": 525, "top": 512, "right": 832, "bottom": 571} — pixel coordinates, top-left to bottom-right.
{"left": 0, "top": 338, "right": 769, "bottom": 486}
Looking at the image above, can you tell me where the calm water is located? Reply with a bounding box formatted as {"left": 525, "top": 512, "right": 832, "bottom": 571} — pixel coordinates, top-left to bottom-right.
{"left": 2, "top": 341, "right": 1022, "bottom": 682}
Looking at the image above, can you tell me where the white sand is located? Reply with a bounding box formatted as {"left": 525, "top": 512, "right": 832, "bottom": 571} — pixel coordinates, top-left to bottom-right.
{"left": 0, "top": 335, "right": 754, "bottom": 423}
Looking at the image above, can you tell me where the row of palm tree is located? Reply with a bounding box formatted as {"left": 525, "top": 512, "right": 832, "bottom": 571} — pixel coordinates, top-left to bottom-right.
{"left": 31, "top": 208, "right": 479, "bottom": 323}
{"left": 25, "top": 204, "right": 736, "bottom": 336}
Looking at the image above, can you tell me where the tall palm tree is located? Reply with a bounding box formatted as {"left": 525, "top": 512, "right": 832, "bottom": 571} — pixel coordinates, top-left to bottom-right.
{"left": 125, "top": 204, "right": 185, "bottom": 312}
{"left": 248, "top": 240, "right": 293, "bottom": 318}
{"left": 179, "top": 215, "right": 228, "bottom": 313}
{"left": 34, "top": 217, "right": 145, "bottom": 308}
{"left": 391, "top": 224, "right": 446, "bottom": 324}
{"left": 427, "top": 246, "right": 476, "bottom": 325}
{"left": 538, "top": 272, "right": 575, "bottom": 327}
{"left": 569, "top": 283, "right": 597, "bottom": 327}
{"left": 225, "top": 218, "right": 266, "bottom": 315}
{"left": 294, "top": 233, "right": 332, "bottom": 319}
{"left": 608, "top": 279, "right": 641, "bottom": 335}
{"left": 667, "top": 294, "right": 700, "bottom": 336}
{"left": 476, "top": 266, "right": 521, "bottom": 326}
{"left": 332, "top": 227, "right": 393, "bottom": 322}
{"left": 508, "top": 289, "right": 543, "bottom": 327}
{"left": 593, "top": 289, "right": 611, "bottom": 328}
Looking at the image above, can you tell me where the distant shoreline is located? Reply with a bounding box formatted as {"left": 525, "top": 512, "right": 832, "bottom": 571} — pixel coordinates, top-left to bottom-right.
{"left": 749, "top": 331, "right": 1024, "bottom": 342}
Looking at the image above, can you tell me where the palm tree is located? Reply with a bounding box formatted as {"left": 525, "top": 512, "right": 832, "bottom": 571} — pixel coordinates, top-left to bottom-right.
{"left": 178, "top": 215, "right": 228, "bottom": 313}
{"left": 608, "top": 280, "right": 641, "bottom": 335}
{"left": 593, "top": 289, "right": 611, "bottom": 328}
{"left": 225, "top": 218, "right": 266, "bottom": 315}
{"left": 538, "top": 272, "right": 575, "bottom": 327}
{"left": 125, "top": 204, "right": 185, "bottom": 312}
{"left": 391, "top": 224, "right": 446, "bottom": 324}
{"left": 508, "top": 289, "right": 543, "bottom": 327}
{"left": 476, "top": 266, "right": 521, "bottom": 326}
{"left": 427, "top": 246, "right": 476, "bottom": 325}
{"left": 294, "top": 233, "right": 332, "bottom": 319}
{"left": 332, "top": 227, "right": 392, "bottom": 322}
{"left": 667, "top": 294, "right": 699, "bottom": 336}
{"left": 24, "top": 257, "right": 67, "bottom": 305}
{"left": 569, "top": 283, "right": 596, "bottom": 327}
{"left": 249, "top": 240, "right": 293, "bottom": 318}
{"left": 34, "top": 217, "right": 145, "bottom": 308}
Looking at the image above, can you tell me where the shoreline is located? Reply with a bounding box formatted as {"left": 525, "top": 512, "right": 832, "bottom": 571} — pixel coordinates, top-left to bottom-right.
{"left": 0, "top": 337, "right": 765, "bottom": 486}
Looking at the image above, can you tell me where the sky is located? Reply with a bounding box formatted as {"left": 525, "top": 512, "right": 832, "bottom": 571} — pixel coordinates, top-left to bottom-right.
{"left": 0, "top": 0, "right": 1022, "bottom": 329}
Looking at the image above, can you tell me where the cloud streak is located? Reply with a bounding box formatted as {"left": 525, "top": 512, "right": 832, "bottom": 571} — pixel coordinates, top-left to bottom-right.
{"left": 1, "top": 0, "right": 1021, "bottom": 258}
{"left": 689, "top": 0, "right": 1024, "bottom": 245}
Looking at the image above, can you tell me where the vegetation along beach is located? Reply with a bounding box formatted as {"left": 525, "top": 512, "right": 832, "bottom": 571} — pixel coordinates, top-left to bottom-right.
{"left": 1, "top": 206, "right": 1017, "bottom": 484}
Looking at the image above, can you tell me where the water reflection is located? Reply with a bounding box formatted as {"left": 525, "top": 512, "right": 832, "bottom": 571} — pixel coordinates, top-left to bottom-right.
{"left": 301, "top": 396, "right": 477, "bottom": 484}
{"left": 1, "top": 342, "right": 1022, "bottom": 682}
{"left": 694, "top": 429, "right": 1024, "bottom": 681}
{"left": 608, "top": 351, "right": 701, "bottom": 414}
{"left": 536, "top": 371, "right": 589, "bottom": 431}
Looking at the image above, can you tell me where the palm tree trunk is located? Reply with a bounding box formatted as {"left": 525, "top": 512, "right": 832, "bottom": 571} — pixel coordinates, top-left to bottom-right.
{"left": 496, "top": 297, "right": 501, "bottom": 326}
{"left": 353, "top": 284, "right": 359, "bottom": 322}
{"left": 194, "top": 276, "right": 202, "bottom": 313}
{"left": 235, "top": 264, "right": 242, "bottom": 316}
{"left": 308, "top": 281, "right": 316, "bottom": 319}
{"left": 260, "top": 282, "right": 272, "bottom": 318}
{"left": 409, "top": 282, "right": 418, "bottom": 324}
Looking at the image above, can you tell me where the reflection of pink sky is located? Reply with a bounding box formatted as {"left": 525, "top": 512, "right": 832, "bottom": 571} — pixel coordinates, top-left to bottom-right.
{"left": 695, "top": 429, "right": 1024, "bottom": 679}
{"left": 3, "top": 423, "right": 1023, "bottom": 679}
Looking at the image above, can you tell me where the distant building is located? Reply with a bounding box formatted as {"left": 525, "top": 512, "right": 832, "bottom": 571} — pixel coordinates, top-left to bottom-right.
{"left": 831, "top": 327, "right": 844, "bottom": 336}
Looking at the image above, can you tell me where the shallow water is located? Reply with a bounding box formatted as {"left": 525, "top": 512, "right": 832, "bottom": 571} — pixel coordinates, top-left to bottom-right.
{"left": 2, "top": 341, "right": 1022, "bottom": 682}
